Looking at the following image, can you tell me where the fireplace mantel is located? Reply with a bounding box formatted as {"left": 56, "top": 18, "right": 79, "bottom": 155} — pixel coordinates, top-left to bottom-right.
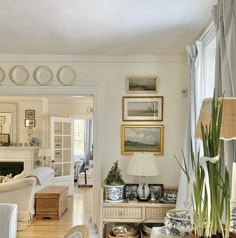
{"left": 0, "top": 147, "right": 39, "bottom": 174}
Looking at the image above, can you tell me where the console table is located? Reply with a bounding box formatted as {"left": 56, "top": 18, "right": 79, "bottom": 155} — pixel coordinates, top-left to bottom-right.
{"left": 102, "top": 201, "right": 175, "bottom": 237}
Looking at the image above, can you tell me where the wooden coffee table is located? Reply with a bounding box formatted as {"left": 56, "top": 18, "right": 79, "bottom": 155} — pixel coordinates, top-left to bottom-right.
{"left": 35, "top": 185, "right": 68, "bottom": 219}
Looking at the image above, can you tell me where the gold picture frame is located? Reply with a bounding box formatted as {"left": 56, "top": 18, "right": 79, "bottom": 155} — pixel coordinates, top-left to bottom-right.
{"left": 121, "top": 125, "right": 164, "bottom": 155}
{"left": 0, "top": 133, "right": 10, "bottom": 146}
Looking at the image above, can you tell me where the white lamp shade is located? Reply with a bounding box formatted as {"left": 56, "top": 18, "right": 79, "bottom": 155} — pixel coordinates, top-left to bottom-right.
{"left": 38, "top": 148, "right": 51, "bottom": 157}
{"left": 127, "top": 152, "right": 159, "bottom": 176}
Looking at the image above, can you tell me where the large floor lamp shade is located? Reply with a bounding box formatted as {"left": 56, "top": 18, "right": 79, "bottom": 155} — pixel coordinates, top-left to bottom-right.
{"left": 127, "top": 152, "right": 159, "bottom": 200}
{"left": 195, "top": 97, "right": 236, "bottom": 199}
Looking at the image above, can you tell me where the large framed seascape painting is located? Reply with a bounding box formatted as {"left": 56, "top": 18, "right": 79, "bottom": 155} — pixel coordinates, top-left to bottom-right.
{"left": 126, "top": 76, "right": 159, "bottom": 93}
{"left": 122, "top": 96, "right": 163, "bottom": 121}
{"left": 121, "top": 125, "right": 164, "bottom": 155}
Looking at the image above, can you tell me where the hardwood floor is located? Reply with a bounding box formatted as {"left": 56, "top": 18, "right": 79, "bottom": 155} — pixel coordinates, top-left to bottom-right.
{"left": 17, "top": 186, "right": 94, "bottom": 238}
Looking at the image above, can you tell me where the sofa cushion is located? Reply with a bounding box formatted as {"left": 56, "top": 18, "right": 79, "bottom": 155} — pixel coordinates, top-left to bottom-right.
{"left": 13, "top": 173, "right": 25, "bottom": 181}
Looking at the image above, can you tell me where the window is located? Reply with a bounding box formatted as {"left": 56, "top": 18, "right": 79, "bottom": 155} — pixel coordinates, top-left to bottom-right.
{"left": 74, "top": 119, "right": 85, "bottom": 161}
{"left": 73, "top": 119, "right": 93, "bottom": 163}
{"left": 203, "top": 35, "right": 216, "bottom": 98}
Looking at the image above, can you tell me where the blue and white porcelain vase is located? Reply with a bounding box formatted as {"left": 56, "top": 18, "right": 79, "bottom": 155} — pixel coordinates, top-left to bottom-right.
{"left": 104, "top": 184, "right": 124, "bottom": 202}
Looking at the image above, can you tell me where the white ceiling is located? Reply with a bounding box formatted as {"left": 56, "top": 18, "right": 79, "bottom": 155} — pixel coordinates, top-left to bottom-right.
{"left": 0, "top": 0, "right": 216, "bottom": 55}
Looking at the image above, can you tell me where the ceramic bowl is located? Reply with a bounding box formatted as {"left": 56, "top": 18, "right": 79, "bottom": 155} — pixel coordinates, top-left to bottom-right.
{"left": 164, "top": 209, "right": 193, "bottom": 233}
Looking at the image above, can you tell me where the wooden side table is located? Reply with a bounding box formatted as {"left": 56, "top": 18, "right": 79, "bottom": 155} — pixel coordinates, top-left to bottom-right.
{"left": 35, "top": 185, "right": 68, "bottom": 219}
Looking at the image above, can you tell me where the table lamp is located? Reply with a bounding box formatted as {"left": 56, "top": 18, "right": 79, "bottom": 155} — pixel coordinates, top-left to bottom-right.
{"left": 38, "top": 148, "right": 51, "bottom": 167}
{"left": 195, "top": 97, "right": 236, "bottom": 199}
{"left": 127, "top": 152, "right": 159, "bottom": 201}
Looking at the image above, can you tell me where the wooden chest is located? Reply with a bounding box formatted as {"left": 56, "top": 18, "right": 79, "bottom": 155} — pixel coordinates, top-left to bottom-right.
{"left": 35, "top": 185, "right": 68, "bottom": 219}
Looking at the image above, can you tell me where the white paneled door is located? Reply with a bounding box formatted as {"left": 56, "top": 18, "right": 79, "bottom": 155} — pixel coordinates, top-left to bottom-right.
{"left": 50, "top": 116, "right": 74, "bottom": 195}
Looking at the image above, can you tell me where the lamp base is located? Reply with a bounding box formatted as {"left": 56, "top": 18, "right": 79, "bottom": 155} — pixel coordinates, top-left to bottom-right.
{"left": 137, "top": 183, "right": 150, "bottom": 201}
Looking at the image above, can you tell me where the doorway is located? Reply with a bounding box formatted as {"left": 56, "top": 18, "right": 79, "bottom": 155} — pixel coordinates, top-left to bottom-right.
{"left": 0, "top": 86, "right": 102, "bottom": 226}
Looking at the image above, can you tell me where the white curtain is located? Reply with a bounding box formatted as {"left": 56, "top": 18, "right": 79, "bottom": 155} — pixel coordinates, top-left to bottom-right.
{"left": 176, "top": 38, "right": 215, "bottom": 208}
{"left": 84, "top": 119, "right": 93, "bottom": 166}
{"left": 212, "top": 0, "right": 236, "bottom": 180}
{"left": 176, "top": 43, "right": 202, "bottom": 208}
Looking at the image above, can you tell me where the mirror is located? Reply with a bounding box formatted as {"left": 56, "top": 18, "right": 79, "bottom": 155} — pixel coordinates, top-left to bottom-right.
{"left": 0, "top": 103, "right": 17, "bottom": 145}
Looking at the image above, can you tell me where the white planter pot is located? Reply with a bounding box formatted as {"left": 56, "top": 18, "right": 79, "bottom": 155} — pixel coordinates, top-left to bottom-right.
{"left": 104, "top": 184, "right": 124, "bottom": 202}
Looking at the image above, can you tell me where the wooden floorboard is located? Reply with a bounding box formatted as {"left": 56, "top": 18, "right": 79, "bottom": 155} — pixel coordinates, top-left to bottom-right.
{"left": 17, "top": 186, "right": 94, "bottom": 238}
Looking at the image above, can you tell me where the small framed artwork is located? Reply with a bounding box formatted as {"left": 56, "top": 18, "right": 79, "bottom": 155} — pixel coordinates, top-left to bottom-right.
{"left": 0, "top": 133, "right": 10, "bottom": 146}
{"left": 149, "top": 184, "right": 164, "bottom": 200}
{"left": 122, "top": 96, "right": 163, "bottom": 121}
{"left": 163, "top": 187, "right": 178, "bottom": 203}
{"left": 54, "top": 138, "right": 62, "bottom": 148}
{"left": 127, "top": 76, "right": 159, "bottom": 93}
{"left": 124, "top": 184, "right": 138, "bottom": 200}
{"left": 25, "top": 110, "right": 35, "bottom": 118}
{"left": 0, "top": 125, "right": 2, "bottom": 133}
{"left": 55, "top": 150, "right": 62, "bottom": 157}
{"left": 25, "top": 119, "right": 36, "bottom": 127}
{"left": 121, "top": 125, "right": 164, "bottom": 155}
{"left": 0, "top": 116, "right": 5, "bottom": 124}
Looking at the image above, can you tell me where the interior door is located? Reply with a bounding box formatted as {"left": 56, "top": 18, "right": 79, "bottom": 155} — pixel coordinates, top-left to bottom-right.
{"left": 50, "top": 116, "right": 74, "bottom": 195}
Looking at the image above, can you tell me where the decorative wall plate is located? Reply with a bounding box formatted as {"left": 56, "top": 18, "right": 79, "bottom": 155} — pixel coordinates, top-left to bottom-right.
{"left": 87, "top": 106, "right": 94, "bottom": 113}
{"left": 0, "top": 67, "right": 5, "bottom": 83}
{"left": 9, "top": 65, "right": 29, "bottom": 85}
{"left": 34, "top": 66, "right": 53, "bottom": 86}
{"left": 57, "top": 66, "right": 76, "bottom": 85}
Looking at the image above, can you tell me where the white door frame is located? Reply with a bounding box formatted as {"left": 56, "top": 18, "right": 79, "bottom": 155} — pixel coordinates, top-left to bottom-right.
{"left": 0, "top": 86, "right": 102, "bottom": 225}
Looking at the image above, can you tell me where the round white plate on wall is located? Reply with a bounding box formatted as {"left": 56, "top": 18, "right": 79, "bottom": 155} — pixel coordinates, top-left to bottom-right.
{"left": 57, "top": 66, "right": 76, "bottom": 85}
{"left": 34, "top": 65, "right": 53, "bottom": 86}
{"left": 0, "top": 67, "right": 5, "bottom": 83}
{"left": 9, "top": 65, "right": 29, "bottom": 85}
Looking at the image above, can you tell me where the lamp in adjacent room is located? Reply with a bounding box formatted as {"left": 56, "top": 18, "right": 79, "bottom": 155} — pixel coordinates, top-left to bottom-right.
{"left": 127, "top": 152, "right": 159, "bottom": 201}
{"left": 195, "top": 97, "right": 236, "bottom": 199}
{"left": 27, "top": 126, "right": 33, "bottom": 145}
{"left": 38, "top": 148, "right": 51, "bottom": 167}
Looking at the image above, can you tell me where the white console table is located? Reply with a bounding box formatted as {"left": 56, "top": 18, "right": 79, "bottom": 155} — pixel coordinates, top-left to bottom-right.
{"left": 102, "top": 201, "right": 175, "bottom": 237}
{"left": 0, "top": 146, "right": 39, "bottom": 174}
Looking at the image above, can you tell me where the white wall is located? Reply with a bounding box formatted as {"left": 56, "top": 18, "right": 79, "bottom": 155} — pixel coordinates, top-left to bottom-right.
{"left": 0, "top": 54, "right": 188, "bottom": 187}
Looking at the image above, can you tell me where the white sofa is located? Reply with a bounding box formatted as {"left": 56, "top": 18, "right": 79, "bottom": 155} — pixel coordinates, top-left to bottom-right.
{"left": 0, "top": 203, "right": 18, "bottom": 238}
{"left": 0, "top": 167, "right": 54, "bottom": 223}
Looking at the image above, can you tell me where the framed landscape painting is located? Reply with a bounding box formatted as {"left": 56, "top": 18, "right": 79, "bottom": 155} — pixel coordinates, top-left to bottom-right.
{"left": 121, "top": 125, "right": 164, "bottom": 155}
{"left": 122, "top": 96, "right": 163, "bottom": 121}
{"left": 127, "top": 76, "right": 159, "bottom": 93}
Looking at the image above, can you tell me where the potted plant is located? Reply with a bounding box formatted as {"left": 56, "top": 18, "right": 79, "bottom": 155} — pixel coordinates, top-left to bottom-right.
{"left": 104, "top": 160, "right": 125, "bottom": 202}
{"left": 175, "top": 93, "right": 231, "bottom": 238}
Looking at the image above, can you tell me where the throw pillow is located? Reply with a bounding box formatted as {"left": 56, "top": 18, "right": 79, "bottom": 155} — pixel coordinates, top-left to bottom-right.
{"left": 2, "top": 173, "right": 13, "bottom": 183}
{"left": 0, "top": 175, "right": 5, "bottom": 183}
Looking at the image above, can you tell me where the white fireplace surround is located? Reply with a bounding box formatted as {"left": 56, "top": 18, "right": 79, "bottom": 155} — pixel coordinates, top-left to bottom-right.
{"left": 0, "top": 147, "right": 39, "bottom": 175}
